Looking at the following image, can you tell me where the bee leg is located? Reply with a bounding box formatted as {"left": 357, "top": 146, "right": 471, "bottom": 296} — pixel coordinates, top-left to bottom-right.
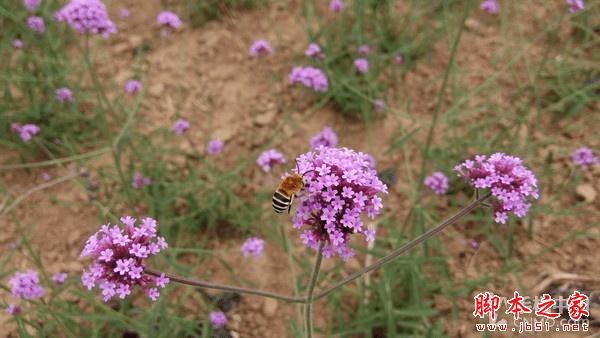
{"left": 288, "top": 194, "right": 294, "bottom": 214}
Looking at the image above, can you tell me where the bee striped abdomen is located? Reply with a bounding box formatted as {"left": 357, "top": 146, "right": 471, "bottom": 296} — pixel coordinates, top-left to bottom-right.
{"left": 272, "top": 190, "right": 292, "bottom": 213}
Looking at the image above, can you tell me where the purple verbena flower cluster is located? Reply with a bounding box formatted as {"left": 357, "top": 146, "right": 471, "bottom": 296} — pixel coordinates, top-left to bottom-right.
{"left": 119, "top": 8, "right": 130, "bottom": 19}
{"left": 55, "top": 87, "right": 73, "bottom": 103}
{"left": 207, "top": 139, "right": 224, "bottom": 155}
{"left": 329, "top": 0, "right": 345, "bottom": 12}
{"left": 54, "top": 0, "right": 117, "bottom": 38}
{"left": 156, "top": 11, "right": 182, "bottom": 29}
{"left": 310, "top": 127, "right": 338, "bottom": 149}
{"left": 566, "top": 0, "right": 585, "bottom": 13}
{"left": 358, "top": 44, "right": 370, "bottom": 56}
{"left": 394, "top": 54, "right": 403, "bottom": 65}
{"left": 209, "top": 310, "right": 228, "bottom": 328}
{"left": 240, "top": 237, "right": 264, "bottom": 258}
{"left": 257, "top": 149, "right": 286, "bottom": 172}
{"left": 124, "top": 80, "right": 142, "bottom": 94}
{"left": 424, "top": 172, "right": 449, "bottom": 195}
{"left": 80, "top": 216, "right": 170, "bottom": 301}
{"left": 171, "top": 119, "right": 189, "bottom": 135}
{"left": 480, "top": 0, "right": 499, "bottom": 14}
{"left": 292, "top": 147, "right": 387, "bottom": 260}
{"left": 9, "top": 270, "right": 45, "bottom": 300}
{"left": 454, "top": 153, "right": 539, "bottom": 224}
{"left": 13, "top": 39, "right": 24, "bottom": 49}
{"left": 23, "top": 0, "right": 41, "bottom": 12}
{"left": 288, "top": 66, "right": 328, "bottom": 92}
{"left": 27, "top": 16, "right": 45, "bottom": 33}
{"left": 374, "top": 99, "right": 385, "bottom": 113}
{"left": 131, "top": 172, "right": 151, "bottom": 189}
{"left": 249, "top": 40, "right": 273, "bottom": 56}
{"left": 571, "top": 147, "right": 598, "bottom": 170}
{"left": 354, "top": 58, "right": 368, "bottom": 73}
{"left": 11, "top": 123, "right": 40, "bottom": 142}
{"left": 305, "top": 43, "right": 324, "bottom": 59}
{"left": 51, "top": 272, "right": 68, "bottom": 285}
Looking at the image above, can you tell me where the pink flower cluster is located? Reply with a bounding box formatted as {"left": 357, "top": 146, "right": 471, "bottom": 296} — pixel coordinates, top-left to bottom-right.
{"left": 210, "top": 310, "right": 228, "bottom": 328}
{"left": 240, "top": 237, "right": 264, "bottom": 258}
{"left": 288, "top": 66, "right": 328, "bottom": 92}
{"left": 305, "top": 43, "right": 324, "bottom": 59}
{"left": 257, "top": 149, "right": 286, "bottom": 172}
{"left": 156, "top": 11, "right": 182, "bottom": 30}
{"left": 55, "top": 87, "right": 73, "bottom": 103}
{"left": 480, "top": 0, "right": 499, "bottom": 14}
{"left": 54, "top": 0, "right": 117, "bottom": 38}
{"left": 566, "top": 0, "right": 585, "bottom": 13}
{"left": 171, "top": 119, "right": 189, "bottom": 135}
{"left": 354, "top": 58, "right": 368, "bottom": 73}
{"left": 329, "top": 0, "right": 345, "bottom": 12}
{"left": 80, "top": 216, "right": 170, "bottom": 301}
{"left": 23, "top": 0, "right": 41, "bottom": 12}
{"left": 455, "top": 153, "right": 539, "bottom": 224}
{"left": 131, "top": 172, "right": 151, "bottom": 189}
{"left": 424, "top": 172, "right": 449, "bottom": 195}
{"left": 124, "top": 80, "right": 142, "bottom": 94}
{"left": 11, "top": 123, "right": 40, "bottom": 142}
{"left": 571, "top": 147, "right": 598, "bottom": 170}
{"left": 293, "top": 147, "right": 387, "bottom": 260}
{"left": 310, "top": 127, "right": 338, "bottom": 149}
{"left": 9, "top": 270, "right": 45, "bottom": 299}
{"left": 249, "top": 40, "right": 273, "bottom": 56}
{"left": 27, "top": 16, "right": 45, "bottom": 33}
{"left": 207, "top": 139, "right": 224, "bottom": 155}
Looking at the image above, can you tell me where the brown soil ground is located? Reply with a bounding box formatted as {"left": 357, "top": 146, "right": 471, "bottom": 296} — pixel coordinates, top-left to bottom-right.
{"left": 1, "top": 1, "right": 599, "bottom": 337}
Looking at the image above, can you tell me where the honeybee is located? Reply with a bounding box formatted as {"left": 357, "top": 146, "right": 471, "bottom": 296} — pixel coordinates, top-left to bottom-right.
{"left": 272, "top": 161, "right": 308, "bottom": 214}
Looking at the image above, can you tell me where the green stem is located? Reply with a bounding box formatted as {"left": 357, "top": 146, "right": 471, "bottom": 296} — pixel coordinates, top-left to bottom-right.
{"left": 144, "top": 268, "right": 306, "bottom": 303}
{"left": 304, "top": 242, "right": 324, "bottom": 338}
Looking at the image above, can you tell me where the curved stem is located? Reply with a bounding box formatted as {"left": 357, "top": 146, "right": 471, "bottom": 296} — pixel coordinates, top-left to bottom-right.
{"left": 314, "top": 192, "right": 491, "bottom": 301}
{"left": 304, "top": 242, "right": 324, "bottom": 338}
{"left": 144, "top": 268, "right": 306, "bottom": 304}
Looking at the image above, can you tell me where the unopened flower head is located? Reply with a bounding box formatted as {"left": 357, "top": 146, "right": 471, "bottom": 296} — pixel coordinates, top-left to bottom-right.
{"left": 571, "top": 147, "right": 598, "bottom": 170}
{"left": 54, "top": 0, "right": 117, "bottom": 37}
{"left": 207, "top": 139, "right": 224, "bottom": 155}
{"left": 171, "top": 119, "right": 189, "bottom": 135}
{"left": 27, "top": 16, "right": 45, "bottom": 33}
{"left": 455, "top": 153, "right": 539, "bottom": 224}
{"left": 156, "top": 11, "right": 182, "bottom": 30}
{"left": 13, "top": 39, "right": 23, "bottom": 49}
{"left": 358, "top": 44, "right": 370, "bottom": 56}
{"left": 55, "top": 87, "right": 73, "bottom": 103}
{"left": 9, "top": 270, "right": 45, "bottom": 300}
{"left": 249, "top": 39, "right": 273, "bottom": 56}
{"left": 5, "top": 304, "right": 21, "bottom": 316}
{"left": 23, "top": 0, "right": 41, "bottom": 11}
{"left": 257, "top": 149, "right": 286, "bottom": 172}
{"left": 374, "top": 99, "right": 385, "bottom": 113}
{"left": 288, "top": 66, "right": 328, "bottom": 92}
{"left": 51, "top": 272, "right": 68, "bottom": 285}
{"left": 124, "top": 80, "right": 142, "bottom": 94}
{"left": 292, "top": 147, "right": 388, "bottom": 260}
{"left": 41, "top": 172, "right": 52, "bottom": 181}
{"left": 241, "top": 237, "right": 264, "bottom": 258}
{"left": 480, "top": 0, "right": 499, "bottom": 14}
{"left": 80, "top": 216, "right": 169, "bottom": 301}
{"left": 566, "top": 0, "right": 584, "bottom": 13}
{"left": 11, "top": 123, "right": 40, "bottom": 142}
{"left": 329, "top": 0, "right": 345, "bottom": 12}
{"left": 209, "top": 310, "right": 228, "bottom": 328}
{"left": 310, "top": 127, "right": 338, "bottom": 149}
{"left": 394, "top": 54, "right": 403, "bottom": 65}
{"left": 131, "top": 172, "right": 151, "bottom": 189}
{"left": 305, "top": 43, "right": 324, "bottom": 59}
{"left": 424, "top": 172, "right": 449, "bottom": 195}
{"left": 354, "top": 58, "right": 368, "bottom": 73}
